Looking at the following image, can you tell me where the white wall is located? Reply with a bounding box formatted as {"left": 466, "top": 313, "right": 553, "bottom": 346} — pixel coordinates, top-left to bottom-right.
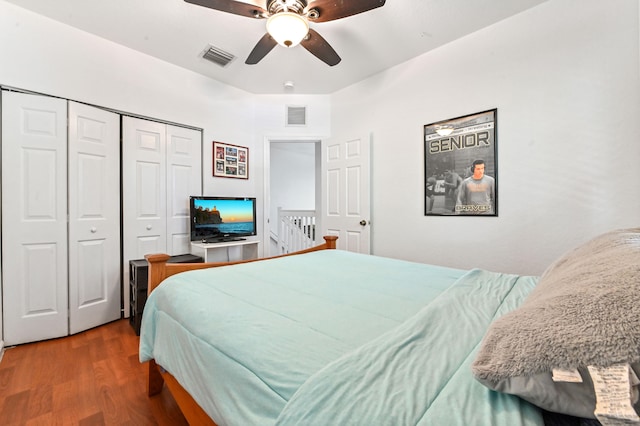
{"left": 330, "top": 0, "right": 640, "bottom": 276}
{"left": 0, "top": 2, "right": 257, "bottom": 126}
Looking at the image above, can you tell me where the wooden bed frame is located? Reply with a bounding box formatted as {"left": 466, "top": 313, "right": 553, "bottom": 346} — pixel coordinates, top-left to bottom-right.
{"left": 143, "top": 235, "right": 338, "bottom": 425}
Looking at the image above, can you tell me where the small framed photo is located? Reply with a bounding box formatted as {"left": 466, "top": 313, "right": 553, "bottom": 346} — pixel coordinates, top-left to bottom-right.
{"left": 213, "top": 141, "right": 249, "bottom": 179}
{"left": 424, "top": 109, "right": 498, "bottom": 216}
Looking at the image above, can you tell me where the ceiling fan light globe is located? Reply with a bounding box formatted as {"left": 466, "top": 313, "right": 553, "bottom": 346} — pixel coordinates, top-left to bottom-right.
{"left": 267, "top": 12, "right": 309, "bottom": 48}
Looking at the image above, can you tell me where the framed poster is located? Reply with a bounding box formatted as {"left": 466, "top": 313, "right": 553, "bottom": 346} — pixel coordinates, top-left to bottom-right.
{"left": 424, "top": 109, "right": 497, "bottom": 216}
{"left": 213, "top": 141, "right": 249, "bottom": 179}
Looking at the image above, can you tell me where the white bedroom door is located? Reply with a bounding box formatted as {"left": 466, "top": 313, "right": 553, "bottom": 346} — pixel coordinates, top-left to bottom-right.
{"left": 68, "top": 101, "right": 121, "bottom": 334}
{"left": 166, "top": 124, "right": 202, "bottom": 256}
{"left": 2, "top": 91, "right": 69, "bottom": 345}
{"left": 321, "top": 134, "right": 371, "bottom": 254}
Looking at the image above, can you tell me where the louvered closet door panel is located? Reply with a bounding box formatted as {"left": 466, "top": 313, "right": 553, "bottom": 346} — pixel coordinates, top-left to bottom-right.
{"left": 68, "top": 101, "right": 121, "bottom": 334}
{"left": 2, "top": 91, "right": 68, "bottom": 345}
{"left": 166, "top": 124, "right": 202, "bottom": 255}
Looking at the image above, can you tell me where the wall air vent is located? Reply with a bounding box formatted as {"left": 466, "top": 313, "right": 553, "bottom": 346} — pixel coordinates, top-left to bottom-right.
{"left": 202, "top": 45, "right": 235, "bottom": 67}
{"left": 286, "top": 105, "right": 306, "bottom": 126}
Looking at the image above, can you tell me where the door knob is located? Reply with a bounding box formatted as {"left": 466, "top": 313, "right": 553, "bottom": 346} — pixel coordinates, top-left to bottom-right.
{"left": 146, "top": 224, "right": 152, "bottom": 230}
{"left": 90, "top": 227, "right": 97, "bottom": 233}
{"left": 359, "top": 220, "right": 368, "bottom": 226}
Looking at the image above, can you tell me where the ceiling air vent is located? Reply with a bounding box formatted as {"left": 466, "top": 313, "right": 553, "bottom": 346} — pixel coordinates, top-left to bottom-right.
{"left": 202, "top": 45, "right": 235, "bottom": 67}
{"left": 286, "top": 105, "right": 306, "bottom": 126}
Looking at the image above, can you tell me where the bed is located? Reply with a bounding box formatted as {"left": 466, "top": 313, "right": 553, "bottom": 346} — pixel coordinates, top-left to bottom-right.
{"left": 139, "top": 230, "right": 640, "bottom": 425}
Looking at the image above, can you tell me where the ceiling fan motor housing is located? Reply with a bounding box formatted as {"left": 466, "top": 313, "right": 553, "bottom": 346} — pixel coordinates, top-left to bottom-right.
{"left": 268, "top": 0, "right": 308, "bottom": 15}
{"left": 267, "top": 0, "right": 319, "bottom": 20}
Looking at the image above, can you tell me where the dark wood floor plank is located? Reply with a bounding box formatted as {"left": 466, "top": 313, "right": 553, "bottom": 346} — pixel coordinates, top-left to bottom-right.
{"left": 52, "top": 377, "right": 99, "bottom": 424}
{"left": 0, "top": 319, "right": 188, "bottom": 425}
{"left": 0, "top": 364, "right": 16, "bottom": 400}
{"left": 24, "top": 384, "right": 53, "bottom": 421}
{"left": 2, "top": 389, "right": 30, "bottom": 425}
{"left": 24, "top": 412, "right": 54, "bottom": 425}
{"left": 78, "top": 412, "right": 106, "bottom": 426}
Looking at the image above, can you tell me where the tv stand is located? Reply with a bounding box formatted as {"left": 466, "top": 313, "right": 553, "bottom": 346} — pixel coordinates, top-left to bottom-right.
{"left": 191, "top": 239, "right": 259, "bottom": 262}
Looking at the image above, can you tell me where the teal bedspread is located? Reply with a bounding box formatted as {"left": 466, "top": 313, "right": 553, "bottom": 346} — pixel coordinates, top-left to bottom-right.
{"left": 139, "top": 250, "right": 543, "bottom": 426}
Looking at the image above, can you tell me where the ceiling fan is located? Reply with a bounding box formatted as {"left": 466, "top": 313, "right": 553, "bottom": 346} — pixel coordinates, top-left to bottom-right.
{"left": 184, "top": 0, "right": 386, "bottom": 66}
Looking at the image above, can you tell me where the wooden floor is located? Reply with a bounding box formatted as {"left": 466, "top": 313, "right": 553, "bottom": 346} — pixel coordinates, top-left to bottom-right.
{"left": 0, "top": 319, "right": 188, "bottom": 426}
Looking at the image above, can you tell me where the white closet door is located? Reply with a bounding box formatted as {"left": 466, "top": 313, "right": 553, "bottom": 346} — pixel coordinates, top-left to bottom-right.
{"left": 123, "top": 116, "right": 167, "bottom": 256}
{"left": 68, "top": 102, "right": 121, "bottom": 334}
{"left": 122, "top": 116, "right": 167, "bottom": 316}
{"left": 2, "top": 91, "right": 68, "bottom": 345}
{"left": 166, "top": 125, "right": 202, "bottom": 255}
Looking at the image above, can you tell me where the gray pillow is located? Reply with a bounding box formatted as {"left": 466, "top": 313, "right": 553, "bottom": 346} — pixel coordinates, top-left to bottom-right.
{"left": 471, "top": 227, "right": 640, "bottom": 418}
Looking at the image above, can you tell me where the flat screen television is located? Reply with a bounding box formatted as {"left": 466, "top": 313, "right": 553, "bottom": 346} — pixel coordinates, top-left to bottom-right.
{"left": 190, "top": 196, "right": 257, "bottom": 243}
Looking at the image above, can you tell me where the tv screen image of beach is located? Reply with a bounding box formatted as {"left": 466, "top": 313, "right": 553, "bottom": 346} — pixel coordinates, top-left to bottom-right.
{"left": 191, "top": 197, "right": 256, "bottom": 241}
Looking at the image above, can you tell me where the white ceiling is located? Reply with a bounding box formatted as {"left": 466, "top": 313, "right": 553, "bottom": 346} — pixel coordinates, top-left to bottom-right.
{"left": 4, "top": 0, "right": 547, "bottom": 94}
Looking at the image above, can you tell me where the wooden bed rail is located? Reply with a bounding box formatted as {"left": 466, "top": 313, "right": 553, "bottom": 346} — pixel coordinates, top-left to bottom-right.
{"left": 143, "top": 235, "right": 338, "bottom": 422}
{"left": 145, "top": 235, "right": 337, "bottom": 295}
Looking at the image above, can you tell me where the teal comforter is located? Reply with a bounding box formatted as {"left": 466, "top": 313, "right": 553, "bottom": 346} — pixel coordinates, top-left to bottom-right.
{"left": 139, "top": 250, "right": 542, "bottom": 426}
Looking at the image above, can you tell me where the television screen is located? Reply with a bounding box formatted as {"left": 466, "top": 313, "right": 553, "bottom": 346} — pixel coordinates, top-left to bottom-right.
{"left": 190, "top": 196, "right": 257, "bottom": 243}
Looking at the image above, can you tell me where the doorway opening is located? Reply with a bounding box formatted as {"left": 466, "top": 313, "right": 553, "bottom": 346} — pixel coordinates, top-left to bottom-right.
{"left": 265, "top": 138, "right": 321, "bottom": 256}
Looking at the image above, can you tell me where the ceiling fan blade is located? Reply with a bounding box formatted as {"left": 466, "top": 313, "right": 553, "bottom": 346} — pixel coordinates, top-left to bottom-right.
{"left": 245, "top": 33, "right": 278, "bottom": 64}
{"left": 300, "top": 29, "right": 341, "bottom": 66}
{"left": 307, "top": 0, "right": 385, "bottom": 23}
{"left": 184, "top": 0, "right": 267, "bottom": 19}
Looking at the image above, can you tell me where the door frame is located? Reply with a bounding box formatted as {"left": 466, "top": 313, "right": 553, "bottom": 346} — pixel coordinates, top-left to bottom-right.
{"left": 263, "top": 135, "right": 322, "bottom": 257}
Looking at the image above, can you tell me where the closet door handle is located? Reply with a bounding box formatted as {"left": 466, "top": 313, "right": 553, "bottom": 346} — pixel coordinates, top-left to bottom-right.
{"left": 146, "top": 225, "right": 152, "bottom": 230}
{"left": 90, "top": 227, "right": 97, "bottom": 233}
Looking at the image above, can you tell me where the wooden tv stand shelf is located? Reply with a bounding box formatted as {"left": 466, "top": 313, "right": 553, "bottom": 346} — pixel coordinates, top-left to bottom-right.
{"left": 190, "top": 240, "right": 259, "bottom": 262}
